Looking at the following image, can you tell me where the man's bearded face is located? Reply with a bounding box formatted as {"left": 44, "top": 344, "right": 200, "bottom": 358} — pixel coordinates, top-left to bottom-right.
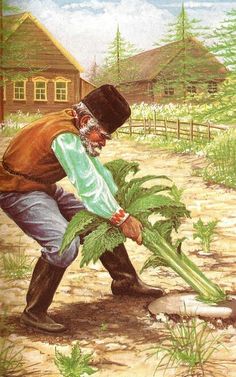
{"left": 79, "top": 117, "right": 111, "bottom": 157}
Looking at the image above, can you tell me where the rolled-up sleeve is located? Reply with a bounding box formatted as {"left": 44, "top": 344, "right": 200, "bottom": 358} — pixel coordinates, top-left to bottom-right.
{"left": 51, "top": 132, "right": 122, "bottom": 219}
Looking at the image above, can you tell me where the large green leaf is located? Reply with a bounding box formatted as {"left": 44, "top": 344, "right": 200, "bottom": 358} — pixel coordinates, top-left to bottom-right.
{"left": 153, "top": 220, "right": 173, "bottom": 243}
{"left": 127, "top": 194, "right": 184, "bottom": 216}
{"left": 141, "top": 254, "right": 169, "bottom": 273}
{"left": 119, "top": 175, "right": 172, "bottom": 208}
{"left": 105, "top": 159, "right": 139, "bottom": 187}
{"left": 80, "top": 223, "right": 125, "bottom": 267}
{"left": 59, "top": 210, "right": 102, "bottom": 255}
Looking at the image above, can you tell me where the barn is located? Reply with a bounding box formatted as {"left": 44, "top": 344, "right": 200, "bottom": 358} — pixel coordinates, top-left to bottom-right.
{"left": 2, "top": 12, "right": 96, "bottom": 115}
{"left": 118, "top": 37, "right": 227, "bottom": 104}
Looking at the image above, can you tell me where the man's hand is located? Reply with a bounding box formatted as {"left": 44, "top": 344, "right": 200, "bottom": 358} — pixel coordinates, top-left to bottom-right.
{"left": 119, "top": 215, "right": 143, "bottom": 245}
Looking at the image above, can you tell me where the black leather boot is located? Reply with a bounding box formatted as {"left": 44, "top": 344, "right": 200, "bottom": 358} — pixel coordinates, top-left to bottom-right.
{"left": 100, "top": 244, "right": 164, "bottom": 297}
{"left": 20, "top": 257, "right": 67, "bottom": 333}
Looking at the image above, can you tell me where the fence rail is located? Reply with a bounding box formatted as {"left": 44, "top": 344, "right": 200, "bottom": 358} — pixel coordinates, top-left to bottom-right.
{"left": 118, "top": 113, "right": 227, "bottom": 141}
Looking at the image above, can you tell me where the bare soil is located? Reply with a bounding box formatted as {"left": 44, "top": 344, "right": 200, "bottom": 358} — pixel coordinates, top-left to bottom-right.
{"left": 1, "top": 136, "right": 236, "bottom": 377}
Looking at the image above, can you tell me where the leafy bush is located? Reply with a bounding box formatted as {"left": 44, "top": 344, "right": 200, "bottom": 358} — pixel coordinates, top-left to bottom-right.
{"left": 55, "top": 343, "right": 96, "bottom": 377}
{"left": 60, "top": 159, "right": 226, "bottom": 304}
{"left": 202, "top": 129, "right": 236, "bottom": 188}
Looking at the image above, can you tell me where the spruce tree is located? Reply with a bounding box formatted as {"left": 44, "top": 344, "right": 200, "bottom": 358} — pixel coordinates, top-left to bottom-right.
{"left": 153, "top": 3, "right": 214, "bottom": 102}
{"left": 202, "top": 8, "right": 236, "bottom": 123}
{"left": 94, "top": 25, "right": 140, "bottom": 86}
{"left": 87, "top": 57, "right": 99, "bottom": 83}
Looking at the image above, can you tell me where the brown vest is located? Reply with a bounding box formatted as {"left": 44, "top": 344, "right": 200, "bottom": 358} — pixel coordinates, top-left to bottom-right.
{"left": 0, "top": 109, "right": 80, "bottom": 195}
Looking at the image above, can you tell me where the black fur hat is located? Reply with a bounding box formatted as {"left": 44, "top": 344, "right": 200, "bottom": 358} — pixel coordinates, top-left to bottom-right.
{"left": 81, "top": 84, "right": 131, "bottom": 134}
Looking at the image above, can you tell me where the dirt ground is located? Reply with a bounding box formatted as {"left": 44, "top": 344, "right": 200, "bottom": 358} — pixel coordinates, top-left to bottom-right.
{"left": 1, "top": 135, "right": 236, "bottom": 377}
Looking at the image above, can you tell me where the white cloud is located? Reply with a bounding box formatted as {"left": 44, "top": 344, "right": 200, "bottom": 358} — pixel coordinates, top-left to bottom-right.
{"left": 8, "top": 0, "right": 234, "bottom": 75}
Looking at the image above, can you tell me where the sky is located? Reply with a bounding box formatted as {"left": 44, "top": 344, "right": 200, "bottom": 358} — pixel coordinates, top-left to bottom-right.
{"left": 9, "top": 0, "right": 236, "bottom": 76}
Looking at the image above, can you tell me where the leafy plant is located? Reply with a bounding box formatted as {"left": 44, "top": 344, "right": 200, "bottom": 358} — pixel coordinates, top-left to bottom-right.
{"left": 149, "top": 316, "right": 224, "bottom": 377}
{"left": 100, "top": 323, "right": 108, "bottom": 332}
{"left": 54, "top": 342, "right": 96, "bottom": 377}
{"left": 201, "top": 129, "right": 236, "bottom": 189}
{"left": 0, "top": 338, "right": 24, "bottom": 377}
{"left": 1, "top": 252, "right": 33, "bottom": 280}
{"left": 60, "top": 159, "right": 226, "bottom": 304}
{"left": 193, "top": 218, "right": 218, "bottom": 253}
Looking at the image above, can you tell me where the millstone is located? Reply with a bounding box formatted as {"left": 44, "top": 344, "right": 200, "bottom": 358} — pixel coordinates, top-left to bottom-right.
{"left": 148, "top": 293, "right": 236, "bottom": 319}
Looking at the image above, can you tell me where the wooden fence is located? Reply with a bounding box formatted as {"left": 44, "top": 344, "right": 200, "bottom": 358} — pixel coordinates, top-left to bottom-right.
{"left": 118, "top": 113, "right": 227, "bottom": 141}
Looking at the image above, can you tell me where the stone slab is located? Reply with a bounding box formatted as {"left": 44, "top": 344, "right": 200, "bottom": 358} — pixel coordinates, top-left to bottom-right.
{"left": 148, "top": 293, "right": 236, "bottom": 319}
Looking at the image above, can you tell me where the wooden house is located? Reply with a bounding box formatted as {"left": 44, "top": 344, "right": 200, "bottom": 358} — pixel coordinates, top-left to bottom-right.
{"left": 3, "top": 12, "right": 96, "bottom": 114}
{"left": 118, "top": 38, "right": 227, "bottom": 104}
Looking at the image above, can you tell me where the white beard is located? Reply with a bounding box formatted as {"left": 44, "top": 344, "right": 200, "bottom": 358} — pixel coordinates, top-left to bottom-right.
{"left": 81, "top": 138, "right": 102, "bottom": 157}
{"left": 79, "top": 118, "right": 102, "bottom": 157}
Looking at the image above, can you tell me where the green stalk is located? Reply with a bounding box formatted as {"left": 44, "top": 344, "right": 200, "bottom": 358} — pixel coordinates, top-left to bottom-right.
{"left": 143, "top": 228, "right": 227, "bottom": 304}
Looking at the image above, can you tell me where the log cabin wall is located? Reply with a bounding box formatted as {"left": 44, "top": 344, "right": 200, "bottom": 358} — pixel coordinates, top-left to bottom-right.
{"left": 3, "top": 13, "right": 96, "bottom": 115}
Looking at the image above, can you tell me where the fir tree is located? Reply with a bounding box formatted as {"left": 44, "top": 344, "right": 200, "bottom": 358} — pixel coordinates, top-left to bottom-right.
{"left": 153, "top": 3, "right": 213, "bottom": 102}
{"left": 159, "top": 3, "right": 202, "bottom": 44}
{"left": 94, "top": 25, "right": 140, "bottom": 86}
{"left": 86, "top": 57, "right": 99, "bottom": 83}
{"left": 201, "top": 8, "right": 236, "bottom": 123}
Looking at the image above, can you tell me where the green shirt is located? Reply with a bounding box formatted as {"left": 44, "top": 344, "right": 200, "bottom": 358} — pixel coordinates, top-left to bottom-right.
{"left": 51, "top": 132, "right": 121, "bottom": 219}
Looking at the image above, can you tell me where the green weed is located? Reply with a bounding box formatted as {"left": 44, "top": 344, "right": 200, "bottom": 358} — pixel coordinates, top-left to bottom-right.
{"left": 99, "top": 323, "right": 108, "bottom": 332}
{"left": 149, "top": 317, "right": 224, "bottom": 377}
{"left": 193, "top": 219, "right": 218, "bottom": 253}
{"left": 201, "top": 129, "right": 236, "bottom": 189}
{"left": 0, "top": 338, "right": 24, "bottom": 377}
{"left": 55, "top": 342, "right": 97, "bottom": 377}
{"left": 1, "top": 253, "right": 34, "bottom": 280}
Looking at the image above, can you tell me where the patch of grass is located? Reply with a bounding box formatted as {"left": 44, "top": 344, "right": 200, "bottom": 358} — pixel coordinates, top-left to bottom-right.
{"left": 0, "top": 253, "right": 34, "bottom": 280}
{"left": 0, "top": 124, "right": 22, "bottom": 137}
{"left": 148, "top": 316, "right": 224, "bottom": 377}
{"left": 200, "top": 129, "right": 236, "bottom": 189}
{"left": 117, "top": 132, "right": 208, "bottom": 155}
{"left": 1, "top": 111, "right": 42, "bottom": 137}
{"left": 5, "top": 110, "right": 42, "bottom": 125}
{"left": 0, "top": 338, "right": 24, "bottom": 377}
{"left": 55, "top": 342, "right": 97, "bottom": 377}
{"left": 193, "top": 219, "right": 219, "bottom": 253}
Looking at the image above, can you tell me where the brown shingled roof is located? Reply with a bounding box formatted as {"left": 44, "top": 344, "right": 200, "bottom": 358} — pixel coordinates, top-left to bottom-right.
{"left": 123, "top": 37, "right": 227, "bottom": 83}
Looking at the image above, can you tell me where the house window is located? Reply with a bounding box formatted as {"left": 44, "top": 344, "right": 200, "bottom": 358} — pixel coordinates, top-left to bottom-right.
{"left": 208, "top": 82, "right": 218, "bottom": 94}
{"left": 14, "top": 81, "right": 26, "bottom": 100}
{"left": 164, "top": 84, "right": 174, "bottom": 96}
{"left": 187, "top": 85, "right": 197, "bottom": 95}
{"left": 33, "top": 77, "right": 48, "bottom": 101}
{"left": 53, "top": 77, "right": 71, "bottom": 102}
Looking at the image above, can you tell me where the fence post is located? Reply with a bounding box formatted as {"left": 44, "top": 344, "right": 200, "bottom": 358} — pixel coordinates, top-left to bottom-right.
{"left": 207, "top": 121, "right": 211, "bottom": 141}
{"left": 154, "top": 111, "right": 157, "bottom": 135}
{"left": 177, "top": 118, "right": 180, "bottom": 139}
{"left": 164, "top": 118, "right": 167, "bottom": 139}
{"left": 143, "top": 117, "right": 147, "bottom": 136}
{"left": 129, "top": 117, "right": 132, "bottom": 137}
{"left": 190, "top": 118, "right": 193, "bottom": 141}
